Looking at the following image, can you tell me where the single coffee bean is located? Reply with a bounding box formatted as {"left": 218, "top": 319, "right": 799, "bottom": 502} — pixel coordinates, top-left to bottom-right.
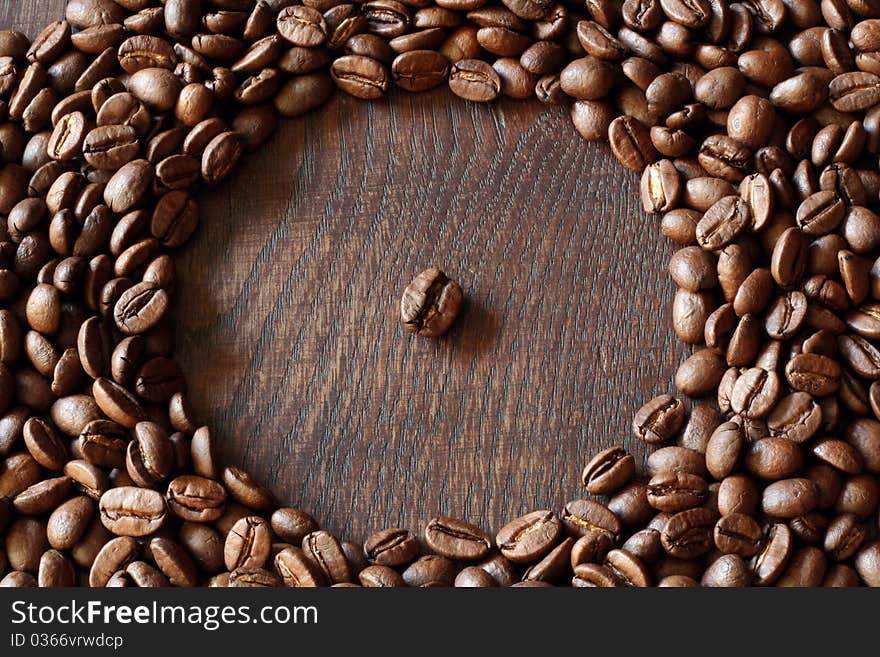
{"left": 449, "top": 58, "right": 501, "bottom": 102}
{"left": 425, "top": 516, "right": 492, "bottom": 561}
{"left": 88, "top": 535, "right": 139, "bottom": 587}
{"left": 47, "top": 112, "right": 87, "bottom": 162}
{"left": 150, "top": 537, "right": 198, "bottom": 587}
{"left": 47, "top": 496, "right": 93, "bottom": 551}
{"left": 647, "top": 446, "right": 707, "bottom": 478}
{"left": 79, "top": 419, "right": 129, "bottom": 469}
{"left": 454, "top": 565, "right": 497, "bottom": 587}
{"left": 762, "top": 478, "right": 819, "bottom": 518}
{"left": 99, "top": 487, "right": 166, "bottom": 537}
{"left": 521, "top": 536, "right": 574, "bottom": 583}
{"left": 608, "top": 483, "right": 654, "bottom": 528}
{"left": 166, "top": 475, "right": 226, "bottom": 523}
{"left": 391, "top": 51, "right": 449, "bottom": 93}
{"left": 400, "top": 268, "right": 463, "bottom": 338}
{"left": 675, "top": 349, "right": 726, "bottom": 397}
{"left": 126, "top": 421, "right": 174, "bottom": 487}
{"left": 561, "top": 499, "right": 621, "bottom": 541}
{"left": 701, "top": 554, "right": 750, "bottom": 587}
{"left": 714, "top": 513, "right": 763, "bottom": 557}
{"left": 581, "top": 446, "right": 635, "bottom": 494}
{"left": 696, "top": 195, "right": 750, "bottom": 251}
{"left": 274, "top": 546, "right": 327, "bottom": 587}
{"left": 401, "top": 554, "right": 457, "bottom": 587}
{"left": 330, "top": 55, "right": 389, "bottom": 99}
{"left": 222, "top": 467, "right": 275, "bottom": 511}
{"left": 495, "top": 510, "right": 561, "bottom": 563}
{"left": 364, "top": 527, "right": 420, "bottom": 567}
{"left": 660, "top": 507, "right": 715, "bottom": 558}
{"left": 785, "top": 352, "right": 841, "bottom": 396}
{"left": 201, "top": 132, "right": 243, "bottom": 185}
{"left": 647, "top": 472, "right": 708, "bottom": 512}
{"left": 632, "top": 394, "right": 685, "bottom": 444}
{"left": 224, "top": 516, "right": 272, "bottom": 571}
{"left": 302, "top": 530, "right": 352, "bottom": 584}
{"left": 608, "top": 115, "right": 656, "bottom": 173}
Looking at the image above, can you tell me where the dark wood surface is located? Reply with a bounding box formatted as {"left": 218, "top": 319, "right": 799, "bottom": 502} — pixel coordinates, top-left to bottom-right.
{"left": 9, "top": 1, "right": 685, "bottom": 541}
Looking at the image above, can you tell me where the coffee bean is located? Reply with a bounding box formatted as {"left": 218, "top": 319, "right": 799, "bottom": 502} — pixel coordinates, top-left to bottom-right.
{"left": 302, "top": 530, "right": 352, "bottom": 584}
{"left": 495, "top": 510, "right": 561, "bottom": 563}
{"left": 222, "top": 466, "right": 275, "bottom": 511}
{"left": 660, "top": 507, "right": 715, "bottom": 558}
{"left": 696, "top": 195, "right": 750, "bottom": 251}
{"left": 608, "top": 482, "right": 654, "bottom": 528}
{"left": 425, "top": 516, "right": 492, "bottom": 561}
{"left": 561, "top": 499, "right": 621, "bottom": 541}
{"left": 89, "top": 535, "right": 139, "bottom": 587}
{"left": 400, "top": 268, "right": 462, "bottom": 337}
{"left": 632, "top": 394, "right": 685, "bottom": 444}
{"left": 126, "top": 421, "right": 174, "bottom": 487}
{"left": 99, "top": 486, "right": 166, "bottom": 537}
{"left": 166, "top": 475, "right": 226, "bottom": 523}
{"left": 762, "top": 478, "right": 819, "bottom": 518}
{"left": 150, "top": 536, "right": 198, "bottom": 587}
{"left": 47, "top": 496, "right": 93, "bottom": 551}
{"left": 364, "top": 527, "right": 420, "bottom": 566}
{"left": 449, "top": 58, "right": 501, "bottom": 102}
{"left": 785, "top": 352, "right": 842, "bottom": 396}
{"left": 608, "top": 115, "right": 656, "bottom": 173}
{"left": 675, "top": 349, "right": 726, "bottom": 397}
{"left": 79, "top": 419, "right": 129, "bottom": 469}
{"left": 201, "top": 132, "right": 243, "bottom": 185}
{"left": 581, "top": 447, "right": 635, "bottom": 494}
{"left": 274, "top": 546, "right": 327, "bottom": 587}
{"left": 47, "top": 112, "right": 87, "bottom": 162}
{"left": 224, "top": 516, "right": 272, "bottom": 571}
{"left": 647, "top": 472, "right": 708, "bottom": 512}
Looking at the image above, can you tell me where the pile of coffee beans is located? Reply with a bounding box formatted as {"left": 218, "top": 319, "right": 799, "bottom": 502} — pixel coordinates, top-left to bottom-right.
{"left": 3, "top": 0, "right": 880, "bottom": 587}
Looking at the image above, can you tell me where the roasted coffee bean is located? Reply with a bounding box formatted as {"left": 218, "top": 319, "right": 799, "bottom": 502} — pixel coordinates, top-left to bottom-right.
{"left": 647, "top": 472, "right": 708, "bottom": 512}
{"left": 495, "top": 510, "right": 561, "bottom": 563}
{"left": 99, "top": 486, "right": 166, "bottom": 537}
{"left": 424, "top": 516, "right": 492, "bottom": 561}
{"left": 660, "top": 507, "right": 715, "bottom": 558}
{"left": 224, "top": 516, "right": 272, "bottom": 571}
{"left": 582, "top": 447, "right": 635, "bottom": 494}
{"left": 745, "top": 437, "right": 804, "bottom": 481}
{"left": 302, "top": 530, "right": 352, "bottom": 584}
{"left": 675, "top": 349, "right": 726, "bottom": 397}
{"left": 126, "top": 421, "right": 174, "bottom": 487}
{"left": 274, "top": 546, "right": 327, "bottom": 587}
{"left": 785, "top": 353, "right": 842, "bottom": 396}
{"left": 222, "top": 467, "right": 275, "bottom": 511}
{"left": 561, "top": 499, "right": 622, "bottom": 541}
{"left": 400, "top": 268, "right": 462, "bottom": 337}
{"left": 150, "top": 537, "right": 198, "bottom": 587}
{"left": 47, "top": 496, "right": 93, "bottom": 551}
{"left": 201, "top": 132, "right": 243, "bottom": 185}
{"left": 762, "top": 478, "right": 819, "bottom": 517}
{"left": 166, "top": 475, "right": 226, "bottom": 523}
{"left": 449, "top": 58, "right": 501, "bottom": 102}
{"left": 79, "top": 419, "right": 128, "bottom": 469}
{"left": 608, "top": 483, "right": 654, "bottom": 528}
{"left": 608, "top": 115, "right": 657, "bottom": 173}
{"left": 364, "top": 527, "right": 420, "bottom": 567}
{"left": 648, "top": 446, "right": 707, "bottom": 478}
{"left": 391, "top": 50, "right": 449, "bottom": 92}
{"left": 633, "top": 394, "right": 685, "bottom": 444}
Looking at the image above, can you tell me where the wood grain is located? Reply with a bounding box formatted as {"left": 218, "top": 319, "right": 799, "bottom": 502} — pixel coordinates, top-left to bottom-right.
{"left": 8, "top": 2, "right": 686, "bottom": 541}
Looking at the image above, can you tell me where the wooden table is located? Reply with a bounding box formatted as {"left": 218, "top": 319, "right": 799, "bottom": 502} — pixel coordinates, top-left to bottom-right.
{"left": 9, "top": 1, "right": 685, "bottom": 542}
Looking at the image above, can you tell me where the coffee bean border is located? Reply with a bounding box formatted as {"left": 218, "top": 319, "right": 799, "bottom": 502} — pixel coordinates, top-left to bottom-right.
{"left": 2, "top": 0, "right": 880, "bottom": 587}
